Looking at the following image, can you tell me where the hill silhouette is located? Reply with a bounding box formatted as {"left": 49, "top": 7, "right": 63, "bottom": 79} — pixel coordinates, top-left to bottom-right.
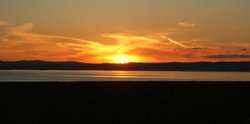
{"left": 0, "top": 60, "right": 250, "bottom": 72}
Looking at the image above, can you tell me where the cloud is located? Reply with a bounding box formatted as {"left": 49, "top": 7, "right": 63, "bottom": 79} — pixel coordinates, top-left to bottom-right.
{"left": 102, "top": 34, "right": 160, "bottom": 47}
{"left": 0, "top": 21, "right": 9, "bottom": 26}
{"left": 192, "top": 47, "right": 203, "bottom": 50}
{"left": 178, "top": 22, "right": 196, "bottom": 28}
{"left": 0, "top": 22, "right": 206, "bottom": 63}
{"left": 2, "top": 23, "right": 176, "bottom": 63}
{"left": 1, "top": 22, "right": 248, "bottom": 63}
{"left": 5, "top": 23, "right": 100, "bottom": 46}
{"left": 167, "top": 38, "right": 189, "bottom": 48}
{"left": 98, "top": 34, "right": 164, "bottom": 62}
{"left": 204, "top": 54, "right": 250, "bottom": 59}
{"left": 103, "top": 34, "right": 210, "bottom": 62}
{"left": 161, "top": 35, "right": 189, "bottom": 48}
{"left": 9, "top": 23, "right": 34, "bottom": 32}
{"left": 0, "top": 23, "right": 104, "bottom": 62}
{"left": 240, "top": 48, "right": 248, "bottom": 51}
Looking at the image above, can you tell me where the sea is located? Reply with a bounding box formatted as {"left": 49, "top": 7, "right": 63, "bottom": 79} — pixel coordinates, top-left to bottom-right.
{"left": 0, "top": 70, "right": 249, "bottom": 82}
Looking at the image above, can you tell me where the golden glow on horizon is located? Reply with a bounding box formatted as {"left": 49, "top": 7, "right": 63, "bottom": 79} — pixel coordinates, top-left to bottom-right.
{"left": 111, "top": 55, "right": 136, "bottom": 64}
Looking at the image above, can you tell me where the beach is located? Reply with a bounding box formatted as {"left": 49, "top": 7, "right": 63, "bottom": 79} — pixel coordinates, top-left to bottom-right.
{"left": 0, "top": 81, "right": 250, "bottom": 124}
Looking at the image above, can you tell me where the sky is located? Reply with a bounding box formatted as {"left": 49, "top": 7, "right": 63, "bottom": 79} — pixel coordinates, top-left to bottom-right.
{"left": 0, "top": 0, "right": 250, "bottom": 63}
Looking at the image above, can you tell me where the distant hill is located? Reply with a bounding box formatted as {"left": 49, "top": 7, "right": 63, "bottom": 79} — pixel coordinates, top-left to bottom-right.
{"left": 0, "top": 60, "right": 250, "bottom": 72}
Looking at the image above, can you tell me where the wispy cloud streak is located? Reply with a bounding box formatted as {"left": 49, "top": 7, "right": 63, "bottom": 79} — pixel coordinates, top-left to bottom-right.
{"left": 167, "top": 38, "right": 189, "bottom": 48}
{"left": 161, "top": 36, "right": 189, "bottom": 48}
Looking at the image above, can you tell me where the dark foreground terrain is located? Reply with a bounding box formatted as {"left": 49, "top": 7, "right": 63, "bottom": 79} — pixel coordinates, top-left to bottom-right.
{"left": 1, "top": 81, "right": 250, "bottom": 124}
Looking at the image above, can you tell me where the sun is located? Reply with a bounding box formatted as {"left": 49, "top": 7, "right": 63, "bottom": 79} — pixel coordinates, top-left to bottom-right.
{"left": 112, "top": 55, "right": 133, "bottom": 64}
{"left": 108, "top": 54, "right": 144, "bottom": 64}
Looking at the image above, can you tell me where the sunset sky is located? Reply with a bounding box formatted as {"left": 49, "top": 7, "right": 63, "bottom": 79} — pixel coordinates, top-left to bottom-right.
{"left": 0, "top": 0, "right": 250, "bottom": 63}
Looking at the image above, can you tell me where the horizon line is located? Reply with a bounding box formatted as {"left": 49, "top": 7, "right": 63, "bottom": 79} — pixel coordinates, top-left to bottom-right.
{"left": 1, "top": 60, "right": 250, "bottom": 64}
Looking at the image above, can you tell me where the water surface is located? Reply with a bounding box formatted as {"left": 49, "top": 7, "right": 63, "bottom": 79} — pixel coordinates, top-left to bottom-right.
{"left": 0, "top": 70, "right": 249, "bottom": 82}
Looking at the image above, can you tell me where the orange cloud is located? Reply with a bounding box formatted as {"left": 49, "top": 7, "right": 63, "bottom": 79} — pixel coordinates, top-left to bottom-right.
{"left": 0, "top": 22, "right": 249, "bottom": 63}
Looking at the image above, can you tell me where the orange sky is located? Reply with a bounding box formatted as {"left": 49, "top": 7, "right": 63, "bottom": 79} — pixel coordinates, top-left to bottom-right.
{"left": 0, "top": 0, "right": 250, "bottom": 63}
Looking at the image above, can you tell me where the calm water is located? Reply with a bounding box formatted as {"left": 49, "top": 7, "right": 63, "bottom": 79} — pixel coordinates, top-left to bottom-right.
{"left": 0, "top": 70, "right": 249, "bottom": 82}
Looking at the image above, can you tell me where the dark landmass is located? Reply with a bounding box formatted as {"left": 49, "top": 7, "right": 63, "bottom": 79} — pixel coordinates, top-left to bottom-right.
{"left": 0, "top": 60, "right": 250, "bottom": 71}
{"left": 1, "top": 81, "right": 250, "bottom": 124}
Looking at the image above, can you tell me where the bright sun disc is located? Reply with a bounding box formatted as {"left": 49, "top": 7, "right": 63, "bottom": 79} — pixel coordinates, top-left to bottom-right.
{"left": 113, "top": 55, "right": 131, "bottom": 64}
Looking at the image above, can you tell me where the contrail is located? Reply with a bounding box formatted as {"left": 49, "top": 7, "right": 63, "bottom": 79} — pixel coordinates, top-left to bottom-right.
{"left": 167, "top": 38, "right": 189, "bottom": 48}
{"left": 161, "top": 36, "right": 189, "bottom": 48}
